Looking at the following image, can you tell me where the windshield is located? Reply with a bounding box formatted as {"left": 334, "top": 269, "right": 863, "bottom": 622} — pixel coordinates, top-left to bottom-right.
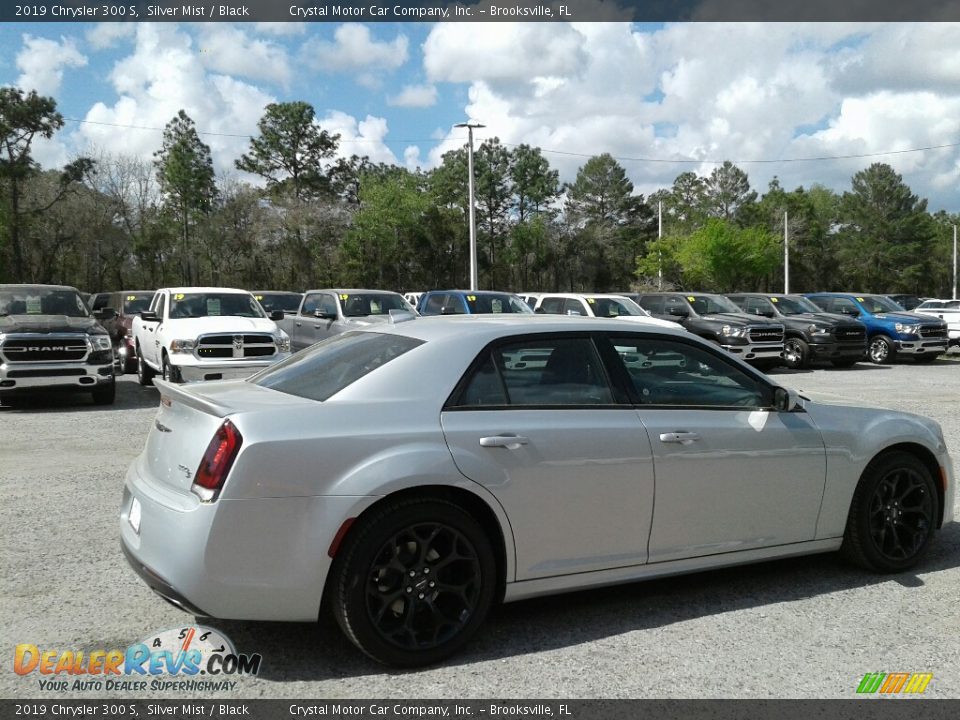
{"left": 775, "top": 296, "right": 821, "bottom": 315}
{"left": 123, "top": 293, "right": 154, "bottom": 314}
{"left": 0, "top": 288, "right": 89, "bottom": 317}
{"left": 340, "top": 292, "right": 414, "bottom": 317}
{"left": 466, "top": 294, "right": 534, "bottom": 314}
{"left": 168, "top": 292, "right": 266, "bottom": 319}
{"left": 689, "top": 295, "right": 741, "bottom": 315}
{"left": 251, "top": 331, "right": 423, "bottom": 401}
{"left": 255, "top": 293, "right": 303, "bottom": 312}
{"left": 587, "top": 296, "right": 646, "bottom": 317}
{"left": 860, "top": 295, "right": 905, "bottom": 314}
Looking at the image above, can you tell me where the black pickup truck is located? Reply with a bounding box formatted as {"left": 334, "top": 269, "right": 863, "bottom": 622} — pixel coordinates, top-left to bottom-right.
{"left": 0, "top": 284, "right": 116, "bottom": 404}
{"left": 726, "top": 293, "right": 867, "bottom": 369}
{"left": 628, "top": 292, "right": 785, "bottom": 367}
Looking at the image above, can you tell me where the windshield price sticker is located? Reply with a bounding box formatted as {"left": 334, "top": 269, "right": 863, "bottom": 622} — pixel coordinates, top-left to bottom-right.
{"left": 26, "top": 296, "right": 42, "bottom": 313}
{"left": 856, "top": 297, "right": 865, "bottom": 302}
{"left": 174, "top": 293, "right": 185, "bottom": 300}
{"left": 587, "top": 298, "right": 596, "bottom": 303}
{"left": 688, "top": 296, "right": 696, "bottom": 302}
{"left": 770, "top": 297, "right": 778, "bottom": 302}
{"left": 340, "top": 294, "right": 349, "bottom": 300}
{"left": 467, "top": 295, "right": 477, "bottom": 301}
{"left": 127, "top": 295, "right": 137, "bottom": 301}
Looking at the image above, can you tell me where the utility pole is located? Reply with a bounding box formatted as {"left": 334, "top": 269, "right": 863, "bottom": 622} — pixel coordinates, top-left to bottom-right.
{"left": 657, "top": 200, "right": 663, "bottom": 290}
{"left": 454, "top": 121, "right": 485, "bottom": 291}
{"left": 784, "top": 210, "right": 790, "bottom": 294}
{"left": 953, "top": 224, "right": 957, "bottom": 301}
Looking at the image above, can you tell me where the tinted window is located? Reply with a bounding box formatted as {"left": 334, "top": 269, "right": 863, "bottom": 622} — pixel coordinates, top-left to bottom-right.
{"left": 563, "top": 298, "right": 587, "bottom": 316}
{"left": 829, "top": 297, "right": 860, "bottom": 316}
{"left": 91, "top": 293, "right": 112, "bottom": 311}
{"left": 465, "top": 293, "right": 532, "bottom": 314}
{"left": 608, "top": 337, "right": 767, "bottom": 408}
{"left": 255, "top": 293, "right": 302, "bottom": 312}
{"left": 340, "top": 292, "right": 413, "bottom": 317}
{"left": 689, "top": 295, "right": 740, "bottom": 314}
{"left": 538, "top": 297, "right": 565, "bottom": 314}
{"left": 456, "top": 337, "right": 614, "bottom": 407}
{"left": 251, "top": 331, "right": 423, "bottom": 401}
{"left": 302, "top": 293, "right": 324, "bottom": 315}
{"left": 123, "top": 293, "right": 153, "bottom": 314}
{"left": 0, "top": 288, "right": 88, "bottom": 317}
{"left": 637, "top": 295, "right": 664, "bottom": 313}
{"left": 663, "top": 296, "right": 689, "bottom": 316}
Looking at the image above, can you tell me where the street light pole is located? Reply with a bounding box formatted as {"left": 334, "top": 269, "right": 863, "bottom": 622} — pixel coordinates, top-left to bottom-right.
{"left": 953, "top": 224, "right": 957, "bottom": 301}
{"left": 784, "top": 210, "right": 790, "bottom": 294}
{"left": 454, "top": 121, "right": 485, "bottom": 291}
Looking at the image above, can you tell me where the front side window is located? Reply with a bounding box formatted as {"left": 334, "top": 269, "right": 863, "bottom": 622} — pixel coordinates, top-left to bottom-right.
{"left": 563, "top": 298, "right": 587, "bottom": 316}
{"left": 251, "top": 331, "right": 423, "bottom": 401}
{"left": 829, "top": 297, "right": 861, "bottom": 316}
{"left": 538, "top": 297, "right": 565, "bottom": 314}
{"left": 607, "top": 336, "right": 768, "bottom": 408}
{"left": 637, "top": 295, "right": 664, "bottom": 314}
{"left": 454, "top": 337, "right": 614, "bottom": 407}
{"left": 861, "top": 295, "right": 904, "bottom": 314}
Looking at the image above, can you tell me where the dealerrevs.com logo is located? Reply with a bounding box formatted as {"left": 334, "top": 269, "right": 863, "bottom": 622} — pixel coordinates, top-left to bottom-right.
{"left": 14, "top": 626, "right": 262, "bottom": 692}
{"left": 856, "top": 673, "right": 933, "bottom": 695}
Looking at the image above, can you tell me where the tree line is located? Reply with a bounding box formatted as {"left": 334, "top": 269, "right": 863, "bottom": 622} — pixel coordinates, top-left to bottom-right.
{"left": 1, "top": 86, "right": 956, "bottom": 297}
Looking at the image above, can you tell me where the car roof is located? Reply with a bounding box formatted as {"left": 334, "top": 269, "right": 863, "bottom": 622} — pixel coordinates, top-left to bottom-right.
{"left": 252, "top": 290, "right": 302, "bottom": 295}
{"left": 424, "top": 289, "right": 520, "bottom": 295}
{"left": 303, "top": 288, "right": 403, "bottom": 295}
{"left": 352, "top": 314, "right": 691, "bottom": 344}
{"left": 163, "top": 287, "right": 252, "bottom": 294}
{"left": 0, "top": 283, "right": 80, "bottom": 292}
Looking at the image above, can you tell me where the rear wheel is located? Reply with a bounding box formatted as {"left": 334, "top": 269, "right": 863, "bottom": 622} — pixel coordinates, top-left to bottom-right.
{"left": 867, "top": 335, "right": 894, "bottom": 364}
{"left": 782, "top": 337, "right": 810, "bottom": 369}
{"left": 137, "top": 346, "right": 155, "bottom": 387}
{"left": 329, "top": 498, "right": 496, "bottom": 667}
{"left": 841, "top": 451, "right": 938, "bottom": 572}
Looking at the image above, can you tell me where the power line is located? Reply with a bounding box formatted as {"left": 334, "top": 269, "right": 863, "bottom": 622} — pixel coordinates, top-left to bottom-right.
{"left": 63, "top": 116, "right": 960, "bottom": 165}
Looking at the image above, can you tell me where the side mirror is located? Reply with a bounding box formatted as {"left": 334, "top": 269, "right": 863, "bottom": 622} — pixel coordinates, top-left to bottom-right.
{"left": 94, "top": 308, "right": 117, "bottom": 321}
{"left": 269, "top": 310, "right": 284, "bottom": 321}
{"left": 566, "top": 309, "right": 583, "bottom": 316}
{"left": 140, "top": 310, "right": 158, "bottom": 322}
{"left": 773, "top": 387, "right": 802, "bottom": 412}
{"left": 440, "top": 306, "right": 459, "bottom": 315}
{"left": 314, "top": 309, "right": 336, "bottom": 320}
{"left": 669, "top": 306, "right": 689, "bottom": 318}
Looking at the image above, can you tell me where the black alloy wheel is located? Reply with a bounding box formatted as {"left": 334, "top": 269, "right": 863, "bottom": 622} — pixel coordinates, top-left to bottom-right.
{"left": 330, "top": 499, "right": 496, "bottom": 667}
{"left": 842, "top": 451, "right": 938, "bottom": 572}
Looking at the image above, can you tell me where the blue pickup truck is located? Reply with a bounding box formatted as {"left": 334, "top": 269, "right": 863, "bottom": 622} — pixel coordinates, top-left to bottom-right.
{"left": 805, "top": 293, "right": 948, "bottom": 364}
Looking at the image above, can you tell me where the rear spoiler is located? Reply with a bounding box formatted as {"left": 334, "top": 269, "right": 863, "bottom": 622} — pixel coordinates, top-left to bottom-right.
{"left": 154, "top": 379, "right": 232, "bottom": 418}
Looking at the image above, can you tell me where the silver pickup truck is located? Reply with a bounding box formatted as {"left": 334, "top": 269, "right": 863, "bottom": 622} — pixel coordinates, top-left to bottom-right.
{"left": 275, "top": 289, "right": 416, "bottom": 352}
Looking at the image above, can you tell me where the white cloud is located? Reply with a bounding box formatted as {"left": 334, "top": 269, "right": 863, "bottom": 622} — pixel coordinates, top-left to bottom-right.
{"left": 85, "top": 23, "right": 136, "bottom": 50}
{"left": 15, "top": 35, "right": 87, "bottom": 96}
{"left": 301, "top": 24, "right": 408, "bottom": 72}
{"left": 387, "top": 84, "right": 438, "bottom": 108}
{"left": 422, "top": 22, "right": 960, "bottom": 210}
{"left": 253, "top": 22, "right": 307, "bottom": 36}
{"left": 403, "top": 145, "right": 422, "bottom": 171}
{"left": 319, "top": 111, "right": 398, "bottom": 166}
{"left": 196, "top": 25, "right": 292, "bottom": 88}
{"left": 77, "top": 25, "right": 274, "bottom": 177}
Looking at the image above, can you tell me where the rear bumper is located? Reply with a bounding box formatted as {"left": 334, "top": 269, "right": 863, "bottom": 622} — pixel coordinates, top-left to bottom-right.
{"left": 120, "top": 458, "right": 365, "bottom": 621}
{"left": 0, "top": 360, "right": 114, "bottom": 391}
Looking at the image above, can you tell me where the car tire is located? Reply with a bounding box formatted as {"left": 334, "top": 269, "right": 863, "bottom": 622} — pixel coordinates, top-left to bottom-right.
{"left": 867, "top": 335, "right": 895, "bottom": 364}
{"left": 329, "top": 498, "right": 496, "bottom": 667}
{"left": 91, "top": 381, "right": 116, "bottom": 406}
{"left": 841, "top": 451, "right": 939, "bottom": 573}
{"left": 831, "top": 359, "right": 859, "bottom": 368}
{"left": 137, "top": 346, "right": 155, "bottom": 387}
{"left": 161, "top": 354, "right": 180, "bottom": 383}
{"left": 782, "top": 337, "right": 810, "bottom": 369}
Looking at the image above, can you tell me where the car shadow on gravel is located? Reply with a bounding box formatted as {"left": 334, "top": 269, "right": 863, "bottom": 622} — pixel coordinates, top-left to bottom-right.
{"left": 0, "top": 377, "right": 158, "bottom": 413}
{"left": 202, "top": 522, "right": 960, "bottom": 680}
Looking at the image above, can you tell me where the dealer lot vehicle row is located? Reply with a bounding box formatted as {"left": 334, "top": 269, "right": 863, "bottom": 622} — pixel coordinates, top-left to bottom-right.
{"left": 2, "top": 351, "right": 960, "bottom": 696}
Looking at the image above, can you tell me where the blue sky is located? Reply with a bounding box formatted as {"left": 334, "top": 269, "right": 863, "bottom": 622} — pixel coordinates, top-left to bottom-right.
{"left": 3, "top": 21, "right": 960, "bottom": 212}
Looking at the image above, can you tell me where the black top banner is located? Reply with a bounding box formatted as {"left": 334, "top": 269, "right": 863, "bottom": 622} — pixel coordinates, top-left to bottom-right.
{"left": 5, "top": 0, "right": 960, "bottom": 23}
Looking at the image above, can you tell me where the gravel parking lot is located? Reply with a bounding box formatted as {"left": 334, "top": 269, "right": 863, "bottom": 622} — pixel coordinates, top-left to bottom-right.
{"left": 2, "top": 353, "right": 959, "bottom": 699}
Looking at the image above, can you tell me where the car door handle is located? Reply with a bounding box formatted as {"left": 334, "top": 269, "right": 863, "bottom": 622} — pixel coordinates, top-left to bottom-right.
{"left": 659, "top": 431, "right": 701, "bottom": 444}
{"left": 479, "top": 435, "right": 530, "bottom": 449}
{"left": 295, "top": 322, "right": 302, "bottom": 327}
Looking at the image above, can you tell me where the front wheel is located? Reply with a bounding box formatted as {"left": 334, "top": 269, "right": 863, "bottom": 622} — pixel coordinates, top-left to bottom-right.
{"left": 329, "top": 498, "right": 496, "bottom": 667}
{"left": 868, "top": 336, "right": 895, "bottom": 364}
{"left": 137, "top": 349, "right": 155, "bottom": 386}
{"left": 841, "top": 451, "right": 938, "bottom": 572}
{"left": 782, "top": 337, "right": 810, "bottom": 369}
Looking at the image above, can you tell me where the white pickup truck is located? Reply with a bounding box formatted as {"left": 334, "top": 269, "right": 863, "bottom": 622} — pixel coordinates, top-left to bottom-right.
{"left": 132, "top": 287, "right": 292, "bottom": 384}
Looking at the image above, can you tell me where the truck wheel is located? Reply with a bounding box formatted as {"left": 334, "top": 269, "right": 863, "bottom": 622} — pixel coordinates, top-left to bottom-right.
{"left": 91, "top": 381, "right": 116, "bottom": 405}
{"left": 137, "top": 347, "right": 155, "bottom": 387}
{"left": 782, "top": 337, "right": 810, "bottom": 369}
{"left": 841, "top": 451, "right": 938, "bottom": 572}
{"left": 867, "top": 336, "right": 894, "bottom": 364}
{"left": 161, "top": 354, "right": 181, "bottom": 383}
{"left": 329, "top": 498, "right": 496, "bottom": 667}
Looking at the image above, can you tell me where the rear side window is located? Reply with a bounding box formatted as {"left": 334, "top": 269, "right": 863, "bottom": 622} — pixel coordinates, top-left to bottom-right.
{"left": 251, "top": 331, "right": 423, "bottom": 401}
{"left": 453, "top": 337, "right": 614, "bottom": 407}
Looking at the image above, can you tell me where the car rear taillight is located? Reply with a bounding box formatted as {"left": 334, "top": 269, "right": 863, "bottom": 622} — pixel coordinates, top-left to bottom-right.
{"left": 191, "top": 420, "right": 242, "bottom": 502}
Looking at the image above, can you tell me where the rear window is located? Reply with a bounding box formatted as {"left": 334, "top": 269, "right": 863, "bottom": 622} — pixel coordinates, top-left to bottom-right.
{"left": 250, "top": 331, "right": 423, "bottom": 401}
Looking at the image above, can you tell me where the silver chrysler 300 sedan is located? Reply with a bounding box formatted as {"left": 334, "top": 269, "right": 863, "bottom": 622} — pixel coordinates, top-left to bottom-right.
{"left": 120, "top": 316, "right": 955, "bottom": 667}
